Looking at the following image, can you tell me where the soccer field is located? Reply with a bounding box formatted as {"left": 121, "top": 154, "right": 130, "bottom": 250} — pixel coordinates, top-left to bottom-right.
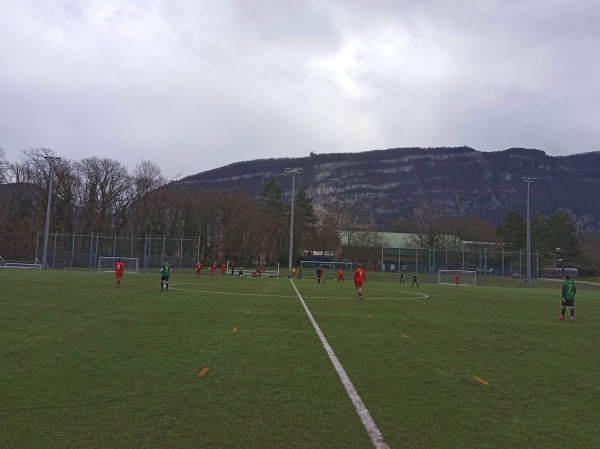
{"left": 1, "top": 270, "right": 599, "bottom": 449}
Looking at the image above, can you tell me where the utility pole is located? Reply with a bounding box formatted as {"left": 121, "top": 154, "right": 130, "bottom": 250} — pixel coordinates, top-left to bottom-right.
{"left": 285, "top": 168, "right": 303, "bottom": 277}
{"left": 42, "top": 156, "right": 61, "bottom": 270}
{"left": 522, "top": 177, "right": 537, "bottom": 287}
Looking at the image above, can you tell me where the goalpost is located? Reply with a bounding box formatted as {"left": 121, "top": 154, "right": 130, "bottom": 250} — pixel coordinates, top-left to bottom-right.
{"left": 300, "top": 261, "right": 353, "bottom": 276}
{"left": 98, "top": 257, "right": 139, "bottom": 273}
{"left": 438, "top": 269, "right": 477, "bottom": 286}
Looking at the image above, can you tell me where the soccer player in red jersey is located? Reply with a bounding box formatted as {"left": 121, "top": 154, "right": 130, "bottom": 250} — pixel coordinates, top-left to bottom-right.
{"left": 211, "top": 262, "right": 217, "bottom": 277}
{"left": 337, "top": 268, "right": 345, "bottom": 282}
{"left": 114, "top": 258, "right": 125, "bottom": 287}
{"left": 221, "top": 263, "right": 226, "bottom": 275}
{"left": 353, "top": 264, "right": 366, "bottom": 299}
{"left": 455, "top": 273, "right": 460, "bottom": 286}
{"left": 195, "top": 261, "right": 203, "bottom": 278}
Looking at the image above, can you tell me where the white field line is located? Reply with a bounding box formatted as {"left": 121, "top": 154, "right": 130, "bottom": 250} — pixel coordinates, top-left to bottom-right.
{"left": 288, "top": 279, "right": 390, "bottom": 449}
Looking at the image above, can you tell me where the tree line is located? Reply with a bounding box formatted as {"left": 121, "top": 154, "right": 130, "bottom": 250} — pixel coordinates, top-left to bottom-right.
{"left": 1, "top": 147, "right": 598, "bottom": 274}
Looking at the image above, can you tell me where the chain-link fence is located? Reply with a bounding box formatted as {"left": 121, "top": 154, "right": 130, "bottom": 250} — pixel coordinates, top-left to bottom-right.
{"left": 350, "top": 246, "right": 549, "bottom": 288}
{"left": 4, "top": 231, "right": 586, "bottom": 290}
{"left": 29, "top": 231, "right": 209, "bottom": 271}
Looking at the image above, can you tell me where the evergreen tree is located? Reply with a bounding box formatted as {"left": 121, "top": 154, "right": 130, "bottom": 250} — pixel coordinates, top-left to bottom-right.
{"left": 291, "top": 190, "right": 317, "bottom": 262}
{"left": 496, "top": 208, "right": 526, "bottom": 250}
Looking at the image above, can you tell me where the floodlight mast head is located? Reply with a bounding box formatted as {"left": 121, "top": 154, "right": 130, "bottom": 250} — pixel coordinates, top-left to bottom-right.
{"left": 285, "top": 167, "right": 303, "bottom": 277}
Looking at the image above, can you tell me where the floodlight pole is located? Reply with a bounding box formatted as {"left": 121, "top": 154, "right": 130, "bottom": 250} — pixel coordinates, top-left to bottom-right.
{"left": 522, "top": 177, "right": 537, "bottom": 288}
{"left": 42, "top": 156, "right": 61, "bottom": 270}
{"left": 285, "top": 168, "right": 303, "bottom": 277}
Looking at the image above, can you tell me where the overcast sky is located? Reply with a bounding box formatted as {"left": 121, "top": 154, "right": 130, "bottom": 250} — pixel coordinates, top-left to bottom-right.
{"left": 1, "top": 0, "right": 599, "bottom": 180}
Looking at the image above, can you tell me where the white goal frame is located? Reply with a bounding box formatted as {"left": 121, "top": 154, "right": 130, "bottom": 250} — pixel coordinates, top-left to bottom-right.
{"left": 438, "top": 270, "right": 477, "bottom": 286}
{"left": 98, "top": 257, "right": 139, "bottom": 273}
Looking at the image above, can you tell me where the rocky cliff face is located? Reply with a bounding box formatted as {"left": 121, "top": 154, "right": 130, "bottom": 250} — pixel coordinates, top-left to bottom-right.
{"left": 176, "top": 147, "right": 600, "bottom": 231}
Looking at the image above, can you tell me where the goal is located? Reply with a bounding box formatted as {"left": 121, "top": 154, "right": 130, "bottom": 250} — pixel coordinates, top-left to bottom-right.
{"left": 0, "top": 256, "right": 41, "bottom": 269}
{"left": 300, "top": 261, "right": 353, "bottom": 275}
{"left": 98, "top": 257, "right": 139, "bottom": 273}
{"left": 438, "top": 270, "right": 477, "bottom": 286}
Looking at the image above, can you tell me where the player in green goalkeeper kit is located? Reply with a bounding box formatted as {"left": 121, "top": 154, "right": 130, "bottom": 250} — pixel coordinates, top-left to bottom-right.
{"left": 160, "top": 259, "right": 173, "bottom": 291}
{"left": 559, "top": 275, "right": 576, "bottom": 321}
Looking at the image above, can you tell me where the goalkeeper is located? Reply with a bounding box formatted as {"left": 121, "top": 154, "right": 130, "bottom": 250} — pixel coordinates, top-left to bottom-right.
{"left": 559, "top": 275, "right": 576, "bottom": 321}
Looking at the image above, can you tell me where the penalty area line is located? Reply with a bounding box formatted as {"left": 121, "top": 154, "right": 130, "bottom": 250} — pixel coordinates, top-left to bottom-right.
{"left": 288, "top": 279, "right": 390, "bottom": 449}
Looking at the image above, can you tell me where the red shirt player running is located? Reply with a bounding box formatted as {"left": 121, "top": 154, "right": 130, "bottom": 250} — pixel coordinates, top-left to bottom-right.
{"left": 337, "top": 268, "right": 345, "bottom": 282}
{"left": 195, "top": 261, "right": 203, "bottom": 278}
{"left": 353, "top": 264, "right": 366, "bottom": 299}
{"left": 114, "top": 258, "right": 125, "bottom": 287}
{"left": 221, "top": 263, "right": 227, "bottom": 275}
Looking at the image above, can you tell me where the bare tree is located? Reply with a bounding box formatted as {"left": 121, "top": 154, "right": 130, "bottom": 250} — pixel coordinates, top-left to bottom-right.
{"left": 0, "top": 147, "right": 9, "bottom": 184}
{"left": 75, "top": 157, "right": 132, "bottom": 235}
{"left": 259, "top": 177, "right": 287, "bottom": 264}
{"left": 128, "top": 161, "right": 169, "bottom": 235}
{"left": 405, "top": 206, "right": 498, "bottom": 250}
{"left": 0, "top": 148, "right": 69, "bottom": 258}
{"left": 351, "top": 230, "right": 386, "bottom": 264}
{"left": 314, "top": 211, "right": 341, "bottom": 259}
{"left": 220, "top": 194, "right": 265, "bottom": 265}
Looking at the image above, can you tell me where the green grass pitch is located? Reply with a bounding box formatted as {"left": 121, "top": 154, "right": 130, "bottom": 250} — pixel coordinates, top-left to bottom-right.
{"left": 1, "top": 269, "right": 599, "bottom": 448}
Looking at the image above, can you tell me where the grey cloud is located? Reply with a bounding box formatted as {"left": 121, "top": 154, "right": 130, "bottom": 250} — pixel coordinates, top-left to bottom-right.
{"left": 1, "top": 0, "right": 599, "bottom": 179}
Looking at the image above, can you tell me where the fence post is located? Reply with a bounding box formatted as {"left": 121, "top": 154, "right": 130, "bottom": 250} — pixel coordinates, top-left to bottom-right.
{"left": 144, "top": 234, "right": 148, "bottom": 272}
{"left": 398, "top": 246, "right": 401, "bottom": 282}
{"left": 52, "top": 231, "right": 58, "bottom": 269}
{"left": 180, "top": 236, "right": 183, "bottom": 269}
{"left": 88, "top": 232, "right": 94, "bottom": 270}
{"left": 519, "top": 249, "right": 522, "bottom": 276}
{"left": 94, "top": 233, "right": 99, "bottom": 269}
{"left": 416, "top": 248, "right": 419, "bottom": 274}
{"left": 536, "top": 251, "right": 540, "bottom": 287}
{"left": 35, "top": 230, "right": 40, "bottom": 263}
{"left": 70, "top": 232, "right": 75, "bottom": 269}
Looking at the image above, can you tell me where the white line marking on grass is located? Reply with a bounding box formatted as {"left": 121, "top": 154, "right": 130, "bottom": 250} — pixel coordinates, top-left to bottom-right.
{"left": 167, "top": 286, "right": 295, "bottom": 298}
{"left": 303, "top": 295, "right": 427, "bottom": 300}
{"left": 289, "top": 279, "right": 390, "bottom": 449}
{"left": 369, "top": 287, "right": 429, "bottom": 300}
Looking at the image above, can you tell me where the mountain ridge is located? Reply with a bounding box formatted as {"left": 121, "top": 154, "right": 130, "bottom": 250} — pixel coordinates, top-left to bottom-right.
{"left": 176, "top": 146, "right": 600, "bottom": 231}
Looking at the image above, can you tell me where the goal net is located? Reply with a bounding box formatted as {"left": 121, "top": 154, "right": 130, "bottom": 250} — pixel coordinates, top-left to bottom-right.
{"left": 98, "top": 257, "right": 139, "bottom": 273}
{"left": 0, "top": 256, "right": 41, "bottom": 269}
{"left": 300, "top": 261, "right": 353, "bottom": 276}
{"left": 438, "top": 270, "right": 477, "bottom": 286}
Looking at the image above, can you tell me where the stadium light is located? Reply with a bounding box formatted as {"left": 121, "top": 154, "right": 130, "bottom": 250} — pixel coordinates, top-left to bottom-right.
{"left": 42, "top": 156, "right": 61, "bottom": 270}
{"left": 522, "top": 177, "right": 537, "bottom": 288}
{"left": 285, "top": 167, "right": 303, "bottom": 277}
